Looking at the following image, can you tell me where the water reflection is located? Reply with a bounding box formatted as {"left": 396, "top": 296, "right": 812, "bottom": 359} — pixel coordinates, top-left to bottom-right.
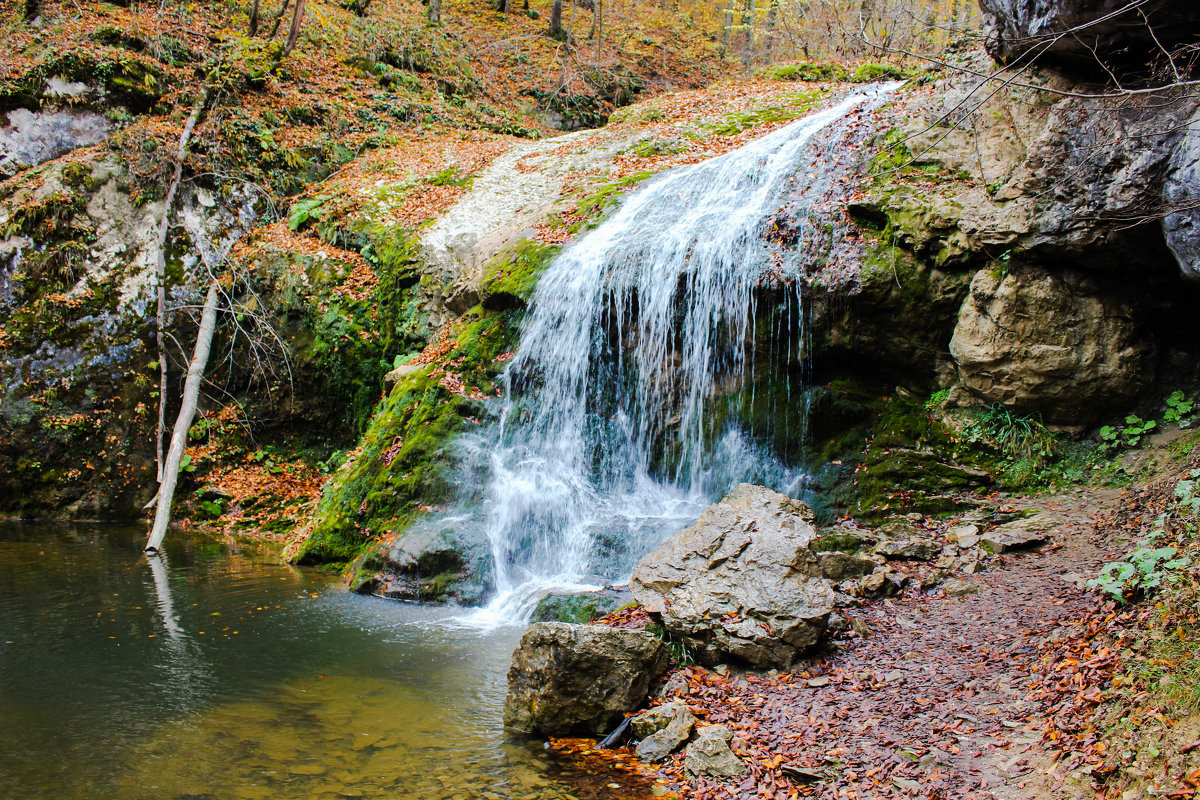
{"left": 147, "top": 550, "right": 183, "bottom": 636}
{"left": 0, "top": 523, "right": 657, "bottom": 800}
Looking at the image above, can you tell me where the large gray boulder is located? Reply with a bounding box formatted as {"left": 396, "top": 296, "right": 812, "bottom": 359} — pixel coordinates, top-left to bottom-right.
{"left": 949, "top": 267, "right": 1154, "bottom": 425}
{"left": 1164, "top": 106, "right": 1200, "bottom": 281}
{"left": 979, "top": 0, "right": 1199, "bottom": 70}
{"left": 630, "top": 484, "right": 835, "bottom": 669}
{"left": 503, "top": 622, "right": 671, "bottom": 736}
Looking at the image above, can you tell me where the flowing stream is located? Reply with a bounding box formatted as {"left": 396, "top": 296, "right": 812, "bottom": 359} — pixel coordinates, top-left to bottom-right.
{"left": 460, "top": 85, "right": 898, "bottom": 624}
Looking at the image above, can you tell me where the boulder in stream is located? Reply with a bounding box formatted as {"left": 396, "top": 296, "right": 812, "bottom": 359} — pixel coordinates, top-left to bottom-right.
{"left": 503, "top": 622, "right": 670, "bottom": 736}
{"left": 631, "top": 484, "right": 835, "bottom": 669}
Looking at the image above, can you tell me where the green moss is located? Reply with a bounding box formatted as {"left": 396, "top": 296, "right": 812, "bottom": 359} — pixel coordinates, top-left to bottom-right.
{"left": 628, "top": 137, "right": 687, "bottom": 158}
{"left": 0, "top": 49, "right": 169, "bottom": 113}
{"left": 811, "top": 532, "right": 870, "bottom": 553}
{"left": 849, "top": 63, "right": 906, "bottom": 82}
{"left": 295, "top": 301, "right": 527, "bottom": 567}
{"left": 705, "top": 89, "right": 830, "bottom": 136}
{"left": 846, "top": 393, "right": 993, "bottom": 521}
{"left": 760, "top": 62, "right": 849, "bottom": 82}
{"left": 572, "top": 171, "right": 655, "bottom": 232}
{"left": 347, "top": 549, "right": 386, "bottom": 593}
{"left": 481, "top": 239, "right": 561, "bottom": 309}
{"left": 531, "top": 592, "right": 621, "bottom": 624}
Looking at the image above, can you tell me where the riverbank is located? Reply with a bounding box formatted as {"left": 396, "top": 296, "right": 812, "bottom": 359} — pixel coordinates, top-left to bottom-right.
{"left": 551, "top": 436, "right": 1200, "bottom": 800}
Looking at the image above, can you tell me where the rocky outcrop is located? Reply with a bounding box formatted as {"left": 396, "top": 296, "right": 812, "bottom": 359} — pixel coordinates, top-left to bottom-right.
{"left": 0, "top": 108, "right": 109, "bottom": 176}
{"left": 949, "top": 266, "right": 1155, "bottom": 425}
{"left": 979, "top": 0, "right": 1199, "bottom": 71}
{"left": 503, "top": 622, "right": 671, "bottom": 736}
{"left": 631, "top": 484, "right": 835, "bottom": 669}
{"left": 1164, "top": 106, "right": 1200, "bottom": 281}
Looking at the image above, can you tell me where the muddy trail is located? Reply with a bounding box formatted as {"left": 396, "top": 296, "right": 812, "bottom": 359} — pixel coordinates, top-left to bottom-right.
{"left": 634, "top": 488, "right": 1124, "bottom": 800}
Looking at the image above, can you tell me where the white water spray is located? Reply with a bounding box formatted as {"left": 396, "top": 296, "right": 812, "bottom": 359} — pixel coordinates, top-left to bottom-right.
{"left": 455, "top": 85, "right": 898, "bottom": 626}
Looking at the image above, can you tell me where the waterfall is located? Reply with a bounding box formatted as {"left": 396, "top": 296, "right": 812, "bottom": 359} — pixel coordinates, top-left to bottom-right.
{"left": 456, "top": 85, "right": 898, "bottom": 625}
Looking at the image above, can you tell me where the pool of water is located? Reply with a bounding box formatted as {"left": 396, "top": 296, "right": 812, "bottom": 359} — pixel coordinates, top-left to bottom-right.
{"left": 0, "top": 522, "right": 655, "bottom": 800}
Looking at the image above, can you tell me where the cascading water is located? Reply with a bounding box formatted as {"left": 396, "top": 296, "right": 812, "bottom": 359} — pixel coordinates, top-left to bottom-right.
{"left": 456, "top": 85, "right": 899, "bottom": 625}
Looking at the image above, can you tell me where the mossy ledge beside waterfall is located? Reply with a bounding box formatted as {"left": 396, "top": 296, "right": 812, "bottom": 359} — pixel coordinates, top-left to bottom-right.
{"left": 323, "top": 85, "right": 902, "bottom": 622}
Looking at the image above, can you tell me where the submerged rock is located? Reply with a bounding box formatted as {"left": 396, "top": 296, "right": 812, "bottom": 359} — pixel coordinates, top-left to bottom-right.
{"left": 684, "top": 724, "right": 744, "bottom": 778}
{"left": 376, "top": 524, "right": 489, "bottom": 605}
{"left": 503, "top": 622, "right": 670, "bottom": 736}
{"left": 631, "top": 484, "right": 835, "bottom": 669}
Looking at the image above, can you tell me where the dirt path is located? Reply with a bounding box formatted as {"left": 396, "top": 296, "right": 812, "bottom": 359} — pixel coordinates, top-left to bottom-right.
{"left": 652, "top": 487, "right": 1125, "bottom": 800}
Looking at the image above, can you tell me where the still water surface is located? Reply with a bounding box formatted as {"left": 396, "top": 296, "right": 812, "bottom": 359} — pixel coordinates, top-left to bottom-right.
{"left": 0, "top": 522, "right": 651, "bottom": 799}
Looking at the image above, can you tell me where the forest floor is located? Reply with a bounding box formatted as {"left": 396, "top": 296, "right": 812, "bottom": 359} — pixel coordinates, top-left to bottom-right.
{"left": 569, "top": 451, "right": 1200, "bottom": 800}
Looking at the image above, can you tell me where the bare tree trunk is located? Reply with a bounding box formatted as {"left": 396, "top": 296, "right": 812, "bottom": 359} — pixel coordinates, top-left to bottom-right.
{"left": 281, "top": 0, "right": 307, "bottom": 59}
{"left": 269, "top": 0, "right": 290, "bottom": 37}
{"left": 248, "top": 0, "right": 261, "bottom": 35}
{"left": 721, "top": 0, "right": 736, "bottom": 55}
{"left": 763, "top": 0, "right": 777, "bottom": 60}
{"left": 152, "top": 89, "right": 209, "bottom": 484}
{"left": 549, "top": 0, "right": 564, "bottom": 39}
{"left": 594, "top": 0, "right": 602, "bottom": 60}
{"left": 741, "top": 0, "right": 756, "bottom": 66}
{"left": 145, "top": 281, "right": 221, "bottom": 554}
{"left": 427, "top": 0, "right": 441, "bottom": 23}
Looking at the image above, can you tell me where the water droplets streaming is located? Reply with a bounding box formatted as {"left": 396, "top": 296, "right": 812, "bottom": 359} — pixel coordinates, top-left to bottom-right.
{"left": 453, "top": 85, "right": 899, "bottom": 625}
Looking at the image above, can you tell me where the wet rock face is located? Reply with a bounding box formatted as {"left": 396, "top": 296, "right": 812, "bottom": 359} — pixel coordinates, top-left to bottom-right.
{"left": 1164, "top": 107, "right": 1200, "bottom": 281}
{"left": 949, "top": 267, "right": 1154, "bottom": 425}
{"left": 0, "top": 109, "right": 110, "bottom": 176}
{"left": 503, "top": 622, "right": 670, "bottom": 736}
{"left": 631, "top": 484, "right": 835, "bottom": 669}
{"left": 979, "top": 0, "right": 1199, "bottom": 71}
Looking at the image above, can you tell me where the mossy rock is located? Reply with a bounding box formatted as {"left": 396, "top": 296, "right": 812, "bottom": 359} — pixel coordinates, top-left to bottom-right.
{"left": 377, "top": 522, "right": 491, "bottom": 604}
{"left": 0, "top": 50, "right": 168, "bottom": 114}
{"left": 481, "top": 239, "right": 562, "bottom": 310}
{"left": 295, "top": 302, "right": 526, "bottom": 571}
{"left": 531, "top": 589, "right": 630, "bottom": 624}
{"left": 761, "top": 62, "right": 849, "bottom": 82}
{"left": 811, "top": 531, "right": 872, "bottom": 553}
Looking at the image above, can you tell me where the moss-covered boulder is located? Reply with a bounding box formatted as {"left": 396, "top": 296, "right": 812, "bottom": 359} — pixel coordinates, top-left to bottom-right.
{"left": 531, "top": 589, "right": 631, "bottom": 624}
{"left": 294, "top": 302, "right": 525, "bottom": 588}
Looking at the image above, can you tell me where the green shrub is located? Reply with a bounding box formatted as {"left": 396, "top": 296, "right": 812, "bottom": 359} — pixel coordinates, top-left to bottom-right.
{"left": 1088, "top": 469, "right": 1200, "bottom": 602}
